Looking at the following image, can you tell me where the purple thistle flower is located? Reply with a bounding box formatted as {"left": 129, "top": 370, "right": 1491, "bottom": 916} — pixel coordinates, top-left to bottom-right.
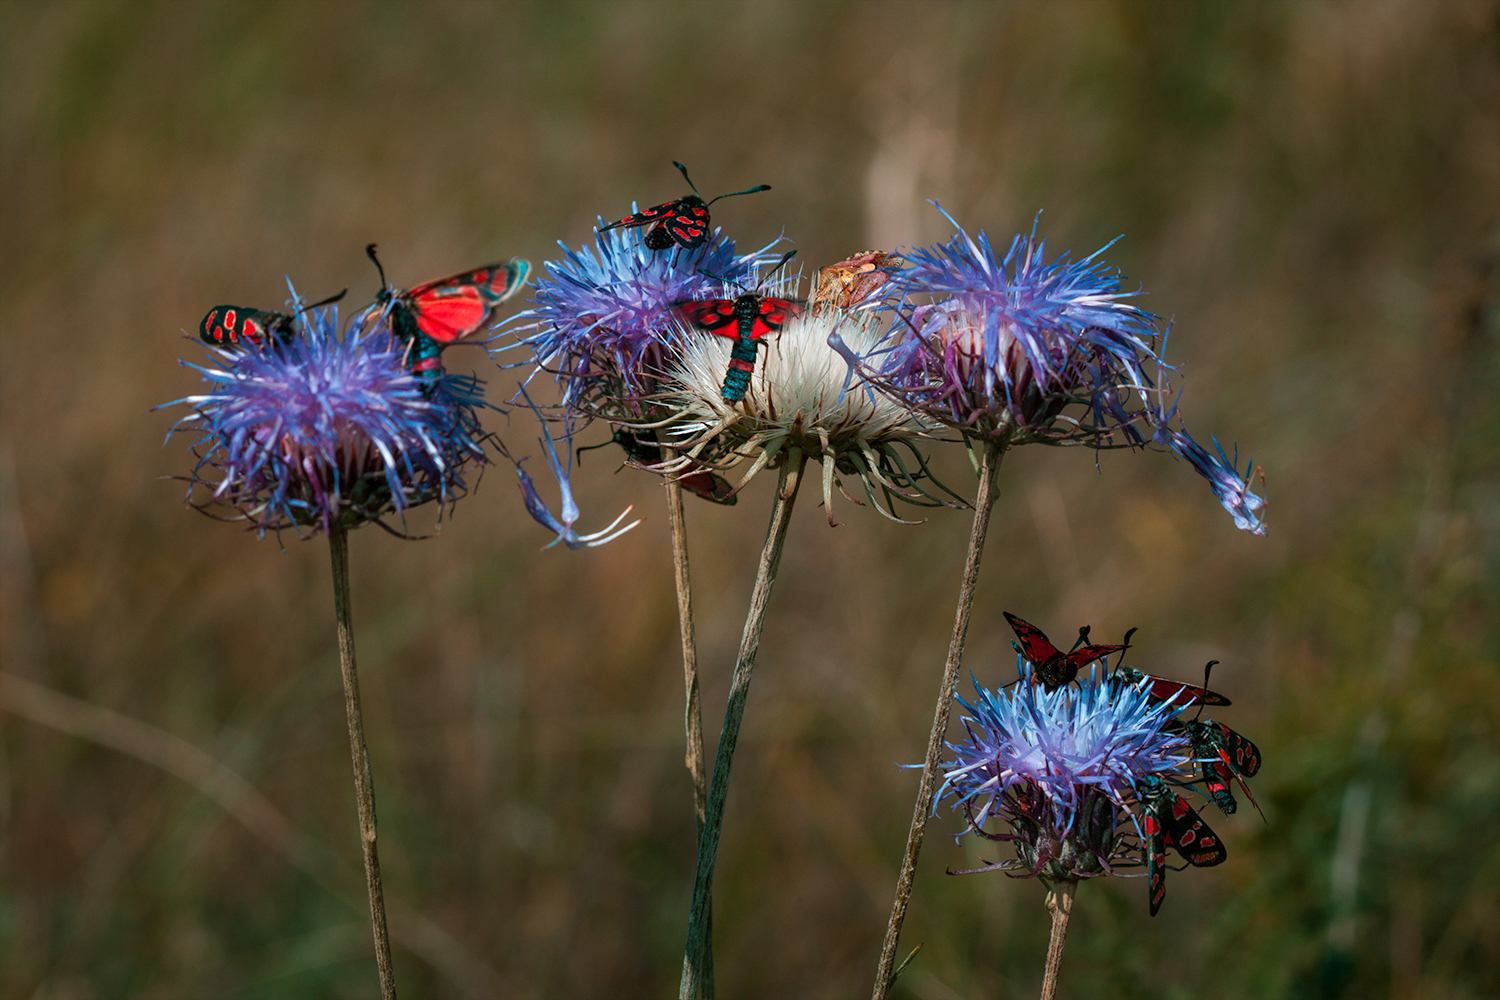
{"left": 1167, "top": 429, "right": 1267, "bottom": 536}
{"left": 504, "top": 223, "right": 785, "bottom": 415}
{"left": 939, "top": 658, "right": 1191, "bottom": 881}
{"left": 857, "top": 204, "right": 1269, "bottom": 534}
{"left": 163, "top": 291, "right": 488, "bottom": 537}
{"left": 877, "top": 204, "right": 1158, "bottom": 443}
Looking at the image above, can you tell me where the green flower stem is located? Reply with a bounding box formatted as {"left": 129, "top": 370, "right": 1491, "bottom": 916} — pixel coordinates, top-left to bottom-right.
{"left": 871, "top": 436, "right": 1006, "bottom": 1000}
{"left": 666, "top": 480, "right": 714, "bottom": 995}
{"left": 329, "top": 528, "right": 397, "bottom": 1000}
{"left": 679, "top": 449, "right": 808, "bottom": 1000}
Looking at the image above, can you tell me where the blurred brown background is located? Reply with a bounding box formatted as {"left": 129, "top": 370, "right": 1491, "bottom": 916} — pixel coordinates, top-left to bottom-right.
{"left": 1, "top": 1, "right": 1497, "bottom": 997}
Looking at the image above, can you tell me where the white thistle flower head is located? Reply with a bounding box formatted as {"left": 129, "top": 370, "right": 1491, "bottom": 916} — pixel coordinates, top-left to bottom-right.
{"left": 657, "top": 278, "right": 956, "bottom": 525}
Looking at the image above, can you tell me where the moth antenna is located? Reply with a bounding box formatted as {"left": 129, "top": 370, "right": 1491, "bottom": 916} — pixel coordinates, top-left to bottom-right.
{"left": 695, "top": 266, "right": 750, "bottom": 294}
{"left": 706, "top": 182, "right": 772, "bottom": 207}
{"left": 756, "top": 250, "right": 799, "bottom": 292}
{"left": 1068, "top": 624, "right": 1091, "bottom": 653}
{"left": 574, "top": 438, "right": 616, "bottom": 464}
{"left": 297, "top": 288, "right": 348, "bottom": 313}
{"left": 1202, "top": 659, "right": 1220, "bottom": 688}
{"left": 672, "top": 161, "right": 701, "bottom": 198}
{"left": 1190, "top": 660, "right": 1220, "bottom": 721}
{"left": 365, "top": 244, "right": 389, "bottom": 291}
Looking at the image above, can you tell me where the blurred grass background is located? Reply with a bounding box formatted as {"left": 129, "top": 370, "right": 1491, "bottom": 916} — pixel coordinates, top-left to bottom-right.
{"left": 1, "top": 1, "right": 1497, "bottom": 997}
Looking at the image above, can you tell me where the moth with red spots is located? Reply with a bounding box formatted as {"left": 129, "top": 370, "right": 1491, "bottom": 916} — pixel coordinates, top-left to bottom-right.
{"left": 600, "top": 161, "right": 770, "bottom": 252}
{"left": 1185, "top": 718, "right": 1263, "bottom": 817}
{"left": 578, "top": 427, "right": 737, "bottom": 505}
{"left": 199, "top": 290, "right": 347, "bottom": 349}
{"left": 365, "top": 244, "right": 529, "bottom": 379}
{"left": 1003, "top": 612, "right": 1129, "bottom": 690}
{"left": 1109, "top": 663, "right": 1233, "bottom": 708}
{"left": 1137, "top": 774, "right": 1228, "bottom": 916}
{"left": 674, "top": 251, "right": 804, "bottom": 403}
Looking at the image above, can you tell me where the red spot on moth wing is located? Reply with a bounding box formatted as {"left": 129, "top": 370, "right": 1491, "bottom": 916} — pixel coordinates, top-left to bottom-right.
{"left": 604, "top": 201, "right": 677, "bottom": 230}
{"left": 1144, "top": 816, "right": 1162, "bottom": 835}
{"left": 241, "top": 318, "right": 263, "bottom": 343}
{"left": 413, "top": 290, "right": 490, "bottom": 343}
{"left": 473, "top": 262, "right": 527, "bottom": 301}
{"left": 1171, "top": 797, "right": 1192, "bottom": 821}
{"left": 675, "top": 299, "right": 739, "bottom": 333}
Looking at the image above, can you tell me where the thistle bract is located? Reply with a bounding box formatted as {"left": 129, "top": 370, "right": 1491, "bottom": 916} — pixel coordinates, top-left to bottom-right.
{"left": 164, "top": 293, "right": 488, "bottom": 536}
{"left": 506, "top": 223, "right": 785, "bottom": 417}
{"left": 939, "top": 659, "right": 1191, "bottom": 881}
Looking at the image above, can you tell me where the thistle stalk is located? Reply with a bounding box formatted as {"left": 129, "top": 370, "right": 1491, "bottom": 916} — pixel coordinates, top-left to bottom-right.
{"left": 872, "top": 435, "right": 1006, "bottom": 1000}
{"left": 679, "top": 449, "right": 808, "bottom": 1000}
{"left": 1040, "top": 880, "right": 1077, "bottom": 1000}
{"left": 666, "top": 479, "right": 714, "bottom": 995}
{"left": 329, "top": 528, "right": 397, "bottom": 1000}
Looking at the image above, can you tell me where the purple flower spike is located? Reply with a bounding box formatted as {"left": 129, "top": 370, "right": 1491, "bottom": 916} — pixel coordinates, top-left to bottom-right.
{"left": 510, "top": 392, "right": 640, "bottom": 550}
{"left": 163, "top": 289, "right": 488, "bottom": 537}
{"left": 879, "top": 204, "right": 1158, "bottom": 441}
{"left": 1168, "top": 429, "right": 1267, "bottom": 536}
{"left": 504, "top": 223, "right": 785, "bottom": 413}
{"left": 939, "top": 659, "right": 1190, "bottom": 881}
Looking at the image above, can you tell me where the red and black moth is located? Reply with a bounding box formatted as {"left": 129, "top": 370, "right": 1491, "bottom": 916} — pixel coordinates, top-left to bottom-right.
{"left": 577, "top": 426, "right": 737, "bottom": 505}
{"left": 674, "top": 251, "right": 804, "bottom": 403}
{"left": 1109, "top": 663, "right": 1233, "bottom": 708}
{"left": 1184, "top": 718, "right": 1263, "bottom": 817}
{"left": 1138, "top": 774, "right": 1228, "bottom": 916}
{"left": 366, "top": 244, "right": 529, "bottom": 378}
{"left": 199, "top": 290, "right": 347, "bottom": 349}
{"left": 1003, "top": 612, "right": 1129, "bottom": 690}
{"left": 599, "top": 161, "right": 770, "bottom": 252}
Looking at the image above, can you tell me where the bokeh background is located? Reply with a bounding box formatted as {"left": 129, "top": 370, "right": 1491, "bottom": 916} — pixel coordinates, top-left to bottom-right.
{"left": 2, "top": 1, "right": 1497, "bottom": 998}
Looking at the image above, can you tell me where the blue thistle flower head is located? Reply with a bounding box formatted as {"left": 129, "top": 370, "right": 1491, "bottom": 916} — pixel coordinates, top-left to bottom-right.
{"left": 163, "top": 289, "right": 489, "bottom": 537}
{"left": 504, "top": 223, "right": 786, "bottom": 414}
{"left": 877, "top": 203, "right": 1159, "bottom": 441}
{"left": 939, "top": 657, "right": 1191, "bottom": 881}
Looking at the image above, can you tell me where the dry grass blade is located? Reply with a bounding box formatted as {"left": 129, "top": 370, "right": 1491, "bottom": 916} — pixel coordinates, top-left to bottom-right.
{"left": 0, "top": 671, "right": 508, "bottom": 1000}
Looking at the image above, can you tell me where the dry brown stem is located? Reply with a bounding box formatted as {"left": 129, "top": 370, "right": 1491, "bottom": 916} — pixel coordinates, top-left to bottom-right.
{"left": 871, "top": 436, "right": 1006, "bottom": 999}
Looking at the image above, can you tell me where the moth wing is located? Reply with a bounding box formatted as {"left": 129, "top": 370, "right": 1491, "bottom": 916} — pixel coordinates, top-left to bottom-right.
{"left": 409, "top": 287, "right": 491, "bottom": 343}
{"left": 1145, "top": 811, "right": 1167, "bottom": 916}
{"left": 745, "top": 298, "right": 805, "bottom": 339}
{"left": 679, "top": 470, "right": 738, "bottom": 505}
{"left": 675, "top": 299, "right": 740, "bottom": 337}
{"left": 601, "top": 198, "right": 683, "bottom": 233}
{"left": 1003, "top": 612, "right": 1065, "bottom": 667}
{"left": 1219, "top": 723, "right": 1262, "bottom": 776}
{"left": 664, "top": 201, "right": 713, "bottom": 248}
{"left": 1163, "top": 794, "right": 1228, "bottom": 867}
{"left": 1065, "top": 643, "right": 1128, "bottom": 670}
